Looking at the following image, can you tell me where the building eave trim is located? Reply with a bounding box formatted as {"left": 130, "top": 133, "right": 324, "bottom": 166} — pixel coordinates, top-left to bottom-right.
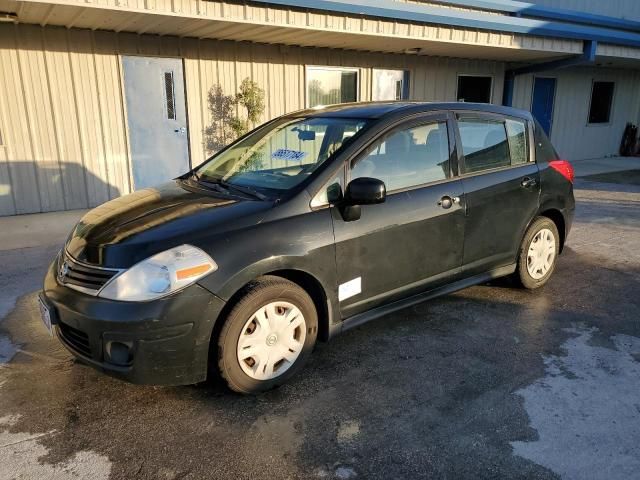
{"left": 249, "top": 0, "right": 640, "bottom": 48}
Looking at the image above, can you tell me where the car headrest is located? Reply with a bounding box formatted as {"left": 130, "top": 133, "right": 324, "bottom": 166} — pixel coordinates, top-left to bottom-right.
{"left": 386, "top": 130, "right": 411, "bottom": 155}
{"left": 426, "top": 128, "right": 445, "bottom": 147}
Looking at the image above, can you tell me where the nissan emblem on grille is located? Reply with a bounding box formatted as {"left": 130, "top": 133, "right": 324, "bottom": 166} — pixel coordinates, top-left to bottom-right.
{"left": 58, "top": 260, "right": 69, "bottom": 283}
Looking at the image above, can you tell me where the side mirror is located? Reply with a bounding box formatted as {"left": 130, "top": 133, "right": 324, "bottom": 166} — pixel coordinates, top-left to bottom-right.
{"left": 344, "top": 177, "right": 386, "bottom": 206}
{"left": 339, "top": 177, "right": 386, "bottom": 222}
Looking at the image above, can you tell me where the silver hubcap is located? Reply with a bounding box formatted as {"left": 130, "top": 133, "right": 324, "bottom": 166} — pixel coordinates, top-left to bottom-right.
{"left": 236, "top": 301, "right": 306, "bottom": 381}
{"left": 527, "top": 228, "right": 556, "bottom": 280}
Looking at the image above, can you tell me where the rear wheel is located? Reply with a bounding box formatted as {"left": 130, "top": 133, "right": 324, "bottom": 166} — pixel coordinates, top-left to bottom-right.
{"left": 217, "top": 276, "right": 317, "bottom": 394}
{"left": 514, "top": 217, "right": 560, "bottom": 289}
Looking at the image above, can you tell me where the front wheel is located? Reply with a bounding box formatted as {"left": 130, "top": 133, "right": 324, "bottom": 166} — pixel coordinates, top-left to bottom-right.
{"left": 514, "top": 217, "right": 560, "bottom": 289}
{"left": 217, "top": 276, "right": 318, "bottom": 394}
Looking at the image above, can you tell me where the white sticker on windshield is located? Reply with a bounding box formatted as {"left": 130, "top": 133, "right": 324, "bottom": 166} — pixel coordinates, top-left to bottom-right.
{"left": 272, "top": 149, "right": 308, "bottom": 162}
{"left": 339, "top": 277, "right": 362, "bottom": 302}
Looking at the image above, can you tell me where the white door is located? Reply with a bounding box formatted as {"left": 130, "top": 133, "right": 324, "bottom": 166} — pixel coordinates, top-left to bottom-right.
{"left": 122, "top": 56, "right": 190, "bottom": 190}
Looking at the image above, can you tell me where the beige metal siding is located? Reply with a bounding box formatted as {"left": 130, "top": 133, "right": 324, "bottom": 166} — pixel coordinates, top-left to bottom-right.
{"left": 527, "top": 0, "right": 640, "bottom": 23}
{"left": 0, "top": 24, "right": 132, "bottom": 216}
{"left": 512, "top": 67, "right": 640, "bottom": 160}
{"left": 0, "top": 23, "right": 504, "bottom": 215}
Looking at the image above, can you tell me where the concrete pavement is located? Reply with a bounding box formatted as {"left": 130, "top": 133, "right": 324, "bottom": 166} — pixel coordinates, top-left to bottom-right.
{"left": 0, "top": 159, "right": 639, "bottom": 480}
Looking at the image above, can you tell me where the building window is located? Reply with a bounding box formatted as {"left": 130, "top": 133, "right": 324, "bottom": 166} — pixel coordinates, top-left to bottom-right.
{"left": 588, "top": 81, "right": 615, "bottom": 124}
{"left": 306, "top": 67, "right": 358, "bottom": 107}
{"left": 457, "top": 75, "right": 492, "bottom": 103}
{"left": 164, "top": 71, "right": 176, "bottom": 120}
{"left": 372, "top": 69, "right": 409, "bottom": 101}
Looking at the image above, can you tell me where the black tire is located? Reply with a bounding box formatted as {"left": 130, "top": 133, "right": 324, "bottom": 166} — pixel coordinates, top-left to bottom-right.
{"left": 514, "top": 216, "right": 560, "bottom": 289}
{"left": 217, "top": 275, "right": 318, "bottom": 394}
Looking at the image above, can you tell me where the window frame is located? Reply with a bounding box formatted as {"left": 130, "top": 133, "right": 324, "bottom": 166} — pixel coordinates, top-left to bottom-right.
{"left": 587, "top": 80, "right": 616, "bottom": 126}
{"left": 347, "top": 112, "right": 457, "bottom": 195}
{"left": 454, "top": 111, "right": 534, "bottom": 177}
{"left": 305, "top": 66, "right": 360, "bottom": 108}
{"left": 456, "top": 74, "right": 494, "bottom": 104}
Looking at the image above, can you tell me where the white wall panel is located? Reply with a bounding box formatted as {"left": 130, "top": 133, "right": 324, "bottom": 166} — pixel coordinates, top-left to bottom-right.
{"left": 512, "top": 67, "right": 640, "bottom": 160}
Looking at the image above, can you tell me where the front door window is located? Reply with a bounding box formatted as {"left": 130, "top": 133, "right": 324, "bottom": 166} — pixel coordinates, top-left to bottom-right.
{"left": 351, "top": 121, "right": 450, "bottom": 191}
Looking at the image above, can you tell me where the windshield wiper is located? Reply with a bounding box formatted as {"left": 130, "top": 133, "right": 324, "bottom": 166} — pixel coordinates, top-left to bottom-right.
{"left": 195, "top": 174, "right": 267, "bottom": 201}
{"left": 217, "top": 179, "right": 268, "bottom": 201}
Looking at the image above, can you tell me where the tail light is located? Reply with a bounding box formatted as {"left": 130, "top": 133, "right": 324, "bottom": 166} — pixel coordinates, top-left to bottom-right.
{"left": 548, "top": 160, "right": 574, "bottom": 183}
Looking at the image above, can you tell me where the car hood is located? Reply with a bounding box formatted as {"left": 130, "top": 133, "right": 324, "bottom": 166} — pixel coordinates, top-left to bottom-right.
{"left": 65, "top": 181, "right": 274, "bottom": 268}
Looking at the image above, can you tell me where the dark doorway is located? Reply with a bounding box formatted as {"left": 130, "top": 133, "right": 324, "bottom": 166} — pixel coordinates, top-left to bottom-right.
{"left": 457, "top": 76, "right": 492, "bottom": 103}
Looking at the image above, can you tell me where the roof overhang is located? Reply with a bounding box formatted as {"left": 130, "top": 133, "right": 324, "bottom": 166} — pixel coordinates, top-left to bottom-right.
{"left": 0, "top": 0, "right": 582, "bottom": 62}
{"left": 2, "top": 0, "right": 640, "bottom": 67}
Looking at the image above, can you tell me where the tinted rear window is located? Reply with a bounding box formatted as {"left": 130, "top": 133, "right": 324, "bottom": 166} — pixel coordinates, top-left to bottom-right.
{"left": 458, "top": 119, "right": 510, "bottom": 173}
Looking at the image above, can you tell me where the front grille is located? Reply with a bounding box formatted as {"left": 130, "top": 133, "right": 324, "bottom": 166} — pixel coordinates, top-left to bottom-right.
{"left": 58, "top": 322, "right": 92, "bottom": 357}
{"left": 58, "top": 253, "right": 120, "bottom": 294}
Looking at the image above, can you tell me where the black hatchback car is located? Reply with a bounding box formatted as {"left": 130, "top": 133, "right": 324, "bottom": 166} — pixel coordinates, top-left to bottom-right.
{"left": 40, "top": 102, "right": 575, "bottom": 394}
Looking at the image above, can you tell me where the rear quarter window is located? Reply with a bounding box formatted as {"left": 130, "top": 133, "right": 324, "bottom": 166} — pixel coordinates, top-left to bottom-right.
{"left": 505, "top": 119, "right": 528, "bottom": 165}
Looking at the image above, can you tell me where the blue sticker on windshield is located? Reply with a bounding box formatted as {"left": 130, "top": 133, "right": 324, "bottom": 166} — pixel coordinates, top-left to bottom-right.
{"left": 272, "top": 149, "right": 308, "bottom": 162}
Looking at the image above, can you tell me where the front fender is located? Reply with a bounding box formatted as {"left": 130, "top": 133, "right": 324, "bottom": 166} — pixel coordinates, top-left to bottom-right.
{"left": 195, "top": 209, "right": 340, "bottom": 328}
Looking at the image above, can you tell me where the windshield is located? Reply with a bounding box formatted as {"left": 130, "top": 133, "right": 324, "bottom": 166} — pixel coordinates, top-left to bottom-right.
{"left": 196, "top": 116, "right": 369, "bottom": 192}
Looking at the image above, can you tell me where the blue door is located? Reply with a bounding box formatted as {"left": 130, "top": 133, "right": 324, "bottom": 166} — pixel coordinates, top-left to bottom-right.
{"left": 531, "top": 78, "right": 556, "bottom": 136}
{"left": 122, "top": 56, "right": 190, "bottom": 190}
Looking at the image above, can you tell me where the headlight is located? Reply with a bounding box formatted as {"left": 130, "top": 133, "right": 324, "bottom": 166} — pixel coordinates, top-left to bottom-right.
{"left": 99, "top": 245, "right": 217, "bottom": 301}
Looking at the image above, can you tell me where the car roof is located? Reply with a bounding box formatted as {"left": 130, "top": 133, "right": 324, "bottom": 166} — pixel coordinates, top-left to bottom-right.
{"left": 290, "top": 101, "right": 532, "bottom": 121}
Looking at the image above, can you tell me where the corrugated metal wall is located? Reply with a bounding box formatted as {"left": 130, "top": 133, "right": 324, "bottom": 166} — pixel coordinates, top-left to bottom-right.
{"left": 527, "top": 0, "right": 640, "bottom": 23}
{"left": 0, "top": 23, "right": 504, "bottom": 215}
{"left": 512, "top": 67, "right": 640, "bottom": 160}
{"left": 0, "top": 25, "right": 130, "bottom": 216}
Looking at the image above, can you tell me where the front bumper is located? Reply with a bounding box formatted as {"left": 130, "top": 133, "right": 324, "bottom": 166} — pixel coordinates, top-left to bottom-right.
{"left": 42, "top": 259, "right": 226, "bottom": 386}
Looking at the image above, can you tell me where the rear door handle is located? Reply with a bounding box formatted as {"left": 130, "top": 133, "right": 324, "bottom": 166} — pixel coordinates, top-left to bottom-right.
{"left": 521, "top": 177, "right": 537, "bottom": 188}
{"left": 438, "top": 195, "right": 461, "bottom": 209}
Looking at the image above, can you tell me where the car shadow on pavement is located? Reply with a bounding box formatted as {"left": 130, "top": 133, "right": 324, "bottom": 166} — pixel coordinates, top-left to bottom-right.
{"left": 1, "top": 242, "right": 638, "bottom": 479}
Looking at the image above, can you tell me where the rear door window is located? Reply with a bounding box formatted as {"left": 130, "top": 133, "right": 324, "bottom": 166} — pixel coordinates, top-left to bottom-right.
{"left": 351, "top": 121, "right": 450, "bottom": 192}
{"left": 458, "top": 115, "right": 531, "bottom": 173}
{"left": 458, "top": 119, "right": 510, "bottom": 173}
